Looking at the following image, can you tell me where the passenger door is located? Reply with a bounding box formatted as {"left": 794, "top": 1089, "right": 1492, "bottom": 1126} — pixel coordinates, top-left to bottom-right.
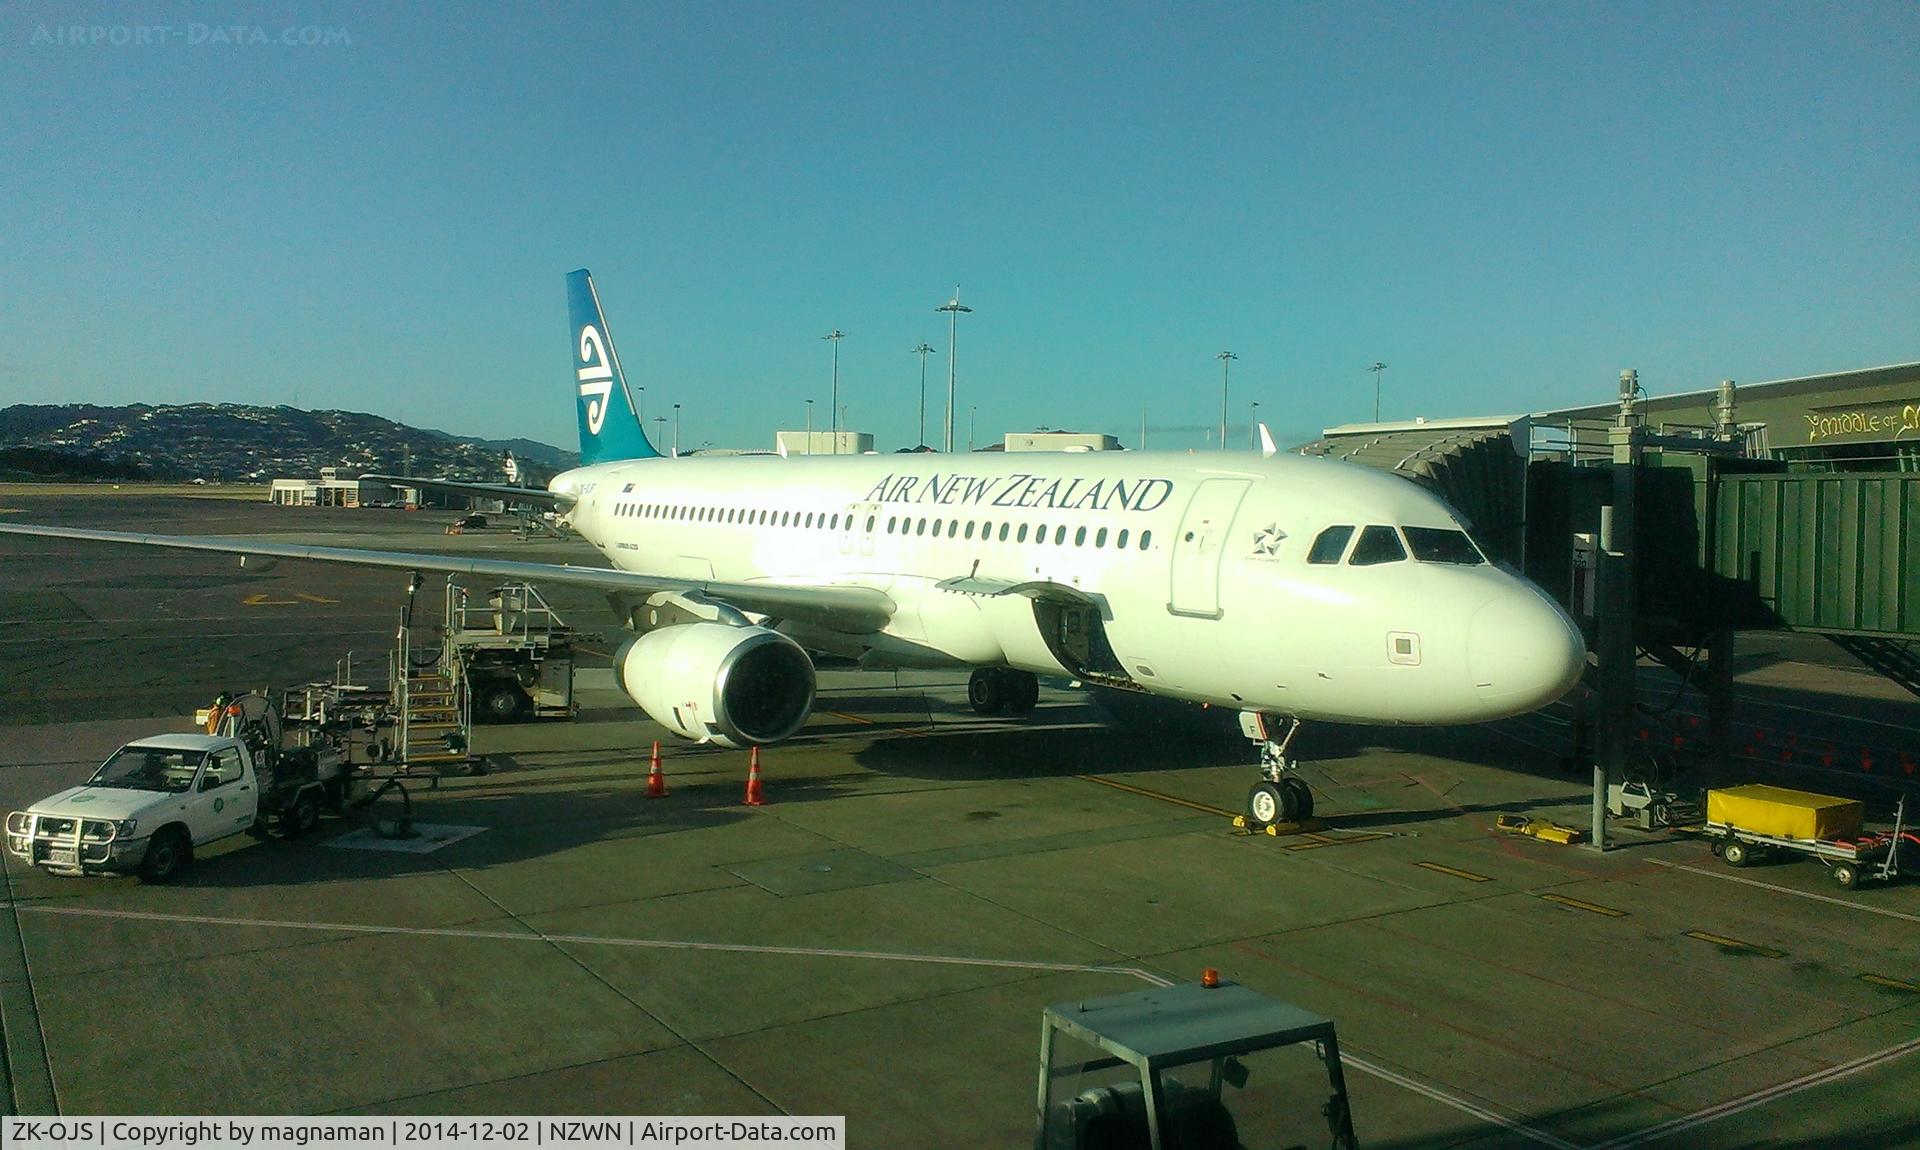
{"left": 187, "top": 748, "right": 258, "bottom": 843}
{"left": 1168, "top": 479, "right": 1252, "bottom": 619}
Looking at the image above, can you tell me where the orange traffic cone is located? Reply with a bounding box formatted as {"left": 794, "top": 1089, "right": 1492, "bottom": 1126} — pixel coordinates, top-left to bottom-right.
{"left": 743, "top": 746, "right": 766, "bottom": 806}
{"left": 646, "top": 741, "right": 668, "bottom": 798}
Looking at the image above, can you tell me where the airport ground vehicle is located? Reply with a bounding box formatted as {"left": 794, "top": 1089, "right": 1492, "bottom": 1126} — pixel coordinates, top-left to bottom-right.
{"left": 445, "top": 582, "right": 577, "bottom": 723}
{"left": 1702, "top": 785, "right": 1912, "bottom": 889}
{"left": 6, "top": 695, "right": 351, "bottom": 882}
{"left": 1037, "top": 976, "right": 1357, "bottom": 1149}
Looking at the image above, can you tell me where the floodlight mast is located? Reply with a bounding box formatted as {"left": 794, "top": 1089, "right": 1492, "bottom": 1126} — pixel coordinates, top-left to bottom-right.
{"left": 1368, "top": 361, "right": 1387, "bottom": 422}
{"left": 822, "top": 330, "right": 846, "bottom": 455}
{"left": 936, "top": 289, "right": 972, "bottom": 453}
{"left": 1216, "top": 351, "right": 1238, "bottom": 451}
{"left": 911, "top": 343, "right": 935, "bottom": 449}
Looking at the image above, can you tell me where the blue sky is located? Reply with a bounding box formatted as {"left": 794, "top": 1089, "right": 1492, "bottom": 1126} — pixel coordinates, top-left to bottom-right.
{"left": 3, "top": 3, "right": 1915, "bottom": 453}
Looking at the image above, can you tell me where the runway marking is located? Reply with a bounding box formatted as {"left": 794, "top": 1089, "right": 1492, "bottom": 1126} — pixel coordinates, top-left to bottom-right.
{"left": 295, "top": 591, "right": 339, "bottom": 604}
{"left": 825, "top": 711, "right": 877, "bottom": 725}
{"left": 242, "top": 592, "right": 299, "bottom": 606}
{"left": 20, "top": 904, "right": 1169, "bottom": 984}
{"left": 1539, "top": 893, "right": 1627, "bottom": 917}
{"left": 1417, "top": 861, "right": 1492, "bottom": 882}
{"left": 1589, "top": 1034, "right": 1920, "bottom": 1149}
{"left": 1645, "top": 858, "right": 1920, "bottom": 924}
{"left": 1075, "top": 775, "right": 1237, "bottom": 818}
{"left": 1860, "top": 973, "right": 1918, "bottom": 993}
{"left": 1684, "top": 930, "right": 1784, "bottom": 959}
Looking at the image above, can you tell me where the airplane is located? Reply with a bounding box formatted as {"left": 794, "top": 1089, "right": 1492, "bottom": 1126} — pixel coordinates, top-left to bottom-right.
{"left": 0, "top": 269, "right": 1587, "bottom": 827}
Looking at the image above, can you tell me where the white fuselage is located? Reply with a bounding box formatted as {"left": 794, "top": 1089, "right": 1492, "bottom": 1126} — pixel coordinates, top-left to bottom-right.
{"left": 550, "top": 449, "right": 1585, "bottom": 725}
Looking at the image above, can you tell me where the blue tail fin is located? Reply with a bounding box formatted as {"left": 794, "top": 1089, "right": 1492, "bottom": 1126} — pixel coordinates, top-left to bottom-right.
{"left": 567, "top": 269, "right": 660, "bottom": 464}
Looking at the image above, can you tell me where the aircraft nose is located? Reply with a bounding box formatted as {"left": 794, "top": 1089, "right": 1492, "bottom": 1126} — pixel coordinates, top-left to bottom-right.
{"left": 1466, "top": 590, "right": 1587, "bottom": 714}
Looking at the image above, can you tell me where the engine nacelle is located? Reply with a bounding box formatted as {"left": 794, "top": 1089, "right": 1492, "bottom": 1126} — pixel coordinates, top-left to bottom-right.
{"left": 612, "top": 622, "right": 816, "bottom": 748}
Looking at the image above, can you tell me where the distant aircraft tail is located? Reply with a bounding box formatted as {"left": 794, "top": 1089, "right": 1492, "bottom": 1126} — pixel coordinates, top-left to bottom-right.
{"left": 567, "top": 269, "right": 660, "bottom": 464}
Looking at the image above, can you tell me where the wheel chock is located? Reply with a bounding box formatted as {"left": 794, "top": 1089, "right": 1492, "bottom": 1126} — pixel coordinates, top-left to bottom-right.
{"left": 1231, "top": 816, "right": 1280, "bottom": 837}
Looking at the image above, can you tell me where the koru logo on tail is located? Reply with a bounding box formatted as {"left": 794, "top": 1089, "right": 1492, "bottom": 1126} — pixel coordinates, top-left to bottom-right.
{"left": 577, "top": 325, "right": 614, "bottom": 434}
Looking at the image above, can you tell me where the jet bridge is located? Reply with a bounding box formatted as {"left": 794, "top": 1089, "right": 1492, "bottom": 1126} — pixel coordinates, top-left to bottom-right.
{"left": 1311, "top": 374, "right": 1920, "bottom": 849}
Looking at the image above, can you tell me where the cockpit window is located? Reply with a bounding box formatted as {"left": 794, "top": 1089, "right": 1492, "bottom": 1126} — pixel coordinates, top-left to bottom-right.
{"left": 1348, "top": 525, "right": 1408, "bottom": 566}
{"left": 1306, "top": 526, "right": 1354, "bottom": 564}
{"left": 1403, "top": 526, "right": 1485, "bottom": 565}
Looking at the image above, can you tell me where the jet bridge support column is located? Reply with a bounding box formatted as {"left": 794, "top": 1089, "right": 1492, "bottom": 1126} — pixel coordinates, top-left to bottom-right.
{"left": 1591, "top": 371, "right": 1643, "bottom": 852}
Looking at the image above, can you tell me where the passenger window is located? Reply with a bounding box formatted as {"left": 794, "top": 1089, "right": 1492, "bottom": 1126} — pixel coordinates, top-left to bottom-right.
{"left": 1349, "top": 525, "right": 1408, "bottom": 566}
{"left": 916, "top": 518, "right": 927, "bottom": 535}
{"left": 887, "top": 516, "right": 897, "bottom": 533}
{"left": 1074, "top": 526, "right": 1087, "bottom": 547}
{"left": 1403, "top": 526, "right": 1485, "bottom": 565}
{"left": 1017, "top": 524, "right": 1029, "bottom": 543}
{"left": 1139, "top": 530, "right": 1152, "bottom": 550}
{"left": 1116, "top": 528, "right": 1129, "bottom": 549}
{"left": 932, "top": 518, "right": 943, "bottom": 536}
{"left": 1307, "top": 526, "right": 1355, "bottom": 565}
{"left": 997, "top": 523, "right": 1009, "bottom": 542}
{"left": 964, "top": 521, "right": 975, "bottom": 539}
{"left": 1096, "top": 527, "right": 1107, "bottom": 547}
{"left": 947, "top": 520, "right": 958, "bottom": 538}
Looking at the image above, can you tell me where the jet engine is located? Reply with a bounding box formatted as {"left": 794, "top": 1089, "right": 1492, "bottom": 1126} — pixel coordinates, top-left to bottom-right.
{"left": 612, "top": 622, "right": 816, "bottom": 748}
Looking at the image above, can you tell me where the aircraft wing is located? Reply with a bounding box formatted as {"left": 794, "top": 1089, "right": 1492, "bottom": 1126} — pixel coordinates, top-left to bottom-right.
{"left": 360, "top": 474, "right": 574, "bottom": 509}
{"left": 0, "top": 523, "right": 895, "bottom": 633}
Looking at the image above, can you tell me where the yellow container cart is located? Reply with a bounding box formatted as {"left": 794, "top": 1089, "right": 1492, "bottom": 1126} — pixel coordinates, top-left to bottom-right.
{"left": 1705, "top": 788, "right": 1910, "bottom": 890}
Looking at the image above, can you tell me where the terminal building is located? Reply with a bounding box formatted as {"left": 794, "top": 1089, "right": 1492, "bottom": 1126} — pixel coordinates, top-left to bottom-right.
{"left": 269, "top": 467, "right": 418, "bottom": 507}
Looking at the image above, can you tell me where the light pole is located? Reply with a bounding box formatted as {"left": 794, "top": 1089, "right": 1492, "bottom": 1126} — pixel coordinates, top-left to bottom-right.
{"left": 936, "top": 288, "right": 972, "bottom": 453}
{"left": 1368, "top": 361, "right": 1387, "bottom": 422}
{"left": 1249, "top": 400, "right": 1260, "bottom": 449}
{"left": 672, "top": 403, "right": 681, "bottom": 458}
{"left": 968, "top": 405, "right": 976, "bottom": 452}
{"left": 1216, "top": 351, "right": 1237, "bottom": 451}
{"left": 821, "top": 330, "right": 845, "bottom": 454}
{"left": 910, "top": 343, "right": 935, "bottom": 448}
{"left": 805, "top": 399, "right": 814, "bottom": 454}
{"left": 636, "top": 385, "right": 644, "bottom": 426}
{"left": 653, "top": 415, "right": 667, "bottom": 454}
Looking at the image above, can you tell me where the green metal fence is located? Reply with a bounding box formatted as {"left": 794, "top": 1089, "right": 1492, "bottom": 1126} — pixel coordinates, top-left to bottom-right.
{"left": 1712, "top": 474, "right": 1920, "bottom": 636}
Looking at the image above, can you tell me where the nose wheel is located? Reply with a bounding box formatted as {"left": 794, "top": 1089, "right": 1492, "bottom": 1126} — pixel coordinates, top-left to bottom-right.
{"left": 1240, "top": 711, "right": 1314, "bottom": 829}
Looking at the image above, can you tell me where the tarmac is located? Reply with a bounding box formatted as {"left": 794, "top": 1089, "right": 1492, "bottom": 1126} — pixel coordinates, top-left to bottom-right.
{"left": 0, "top": 491, "right": 1916, "bottom": 1147}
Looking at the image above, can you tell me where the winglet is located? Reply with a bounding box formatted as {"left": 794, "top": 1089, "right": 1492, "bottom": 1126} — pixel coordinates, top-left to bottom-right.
{"left": 1258, "top": 423, "right": 1278, "bottom": 457}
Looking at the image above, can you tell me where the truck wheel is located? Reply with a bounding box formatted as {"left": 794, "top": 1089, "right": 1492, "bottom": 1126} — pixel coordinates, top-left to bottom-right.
{"left": 1722, "top": 840, "right": 1750, "bottom": 867}
{"left": 140, "top": 828, "right": 191, "bottom": 884}
{"left": 1831, "top": 862, "right": 1860, "bottom": 890}
{"left": 478, "top": 682, "right": 529, "bottom": 724}
{"left": 283, "top": 791, "right": 320, "bottom": 837}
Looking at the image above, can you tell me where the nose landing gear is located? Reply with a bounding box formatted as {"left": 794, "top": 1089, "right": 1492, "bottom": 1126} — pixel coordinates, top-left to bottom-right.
{"left": 1241, "top": 711, "right": 1314, "bottom": 828}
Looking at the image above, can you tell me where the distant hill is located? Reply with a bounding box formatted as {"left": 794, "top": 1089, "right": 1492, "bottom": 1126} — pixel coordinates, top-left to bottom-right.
{"left": 0, "top": 403, "right": 577, "bottom": 483}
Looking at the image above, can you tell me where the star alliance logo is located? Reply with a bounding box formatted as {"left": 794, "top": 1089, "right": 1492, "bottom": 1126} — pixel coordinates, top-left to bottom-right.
{"left": 1251, "top": 524, "right": 1286, "bottom": 558}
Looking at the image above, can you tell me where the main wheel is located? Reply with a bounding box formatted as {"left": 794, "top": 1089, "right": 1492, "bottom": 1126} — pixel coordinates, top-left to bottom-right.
{"left": 140, "top": 827, "right": 191, "bottom": 884}
{"left": 1246, "top": 782, "right": 1286, "bottom": 829}
{"left": 1282, "top": 777, "right": 1314, "bottom": 823}
{"left": 1004, "top": 671, "right": 1040, "bottom": 715}
{"left": 968, "top": 668, "right": 1008, "bottom": 716}
{"left": 1722, "top": 839, "right": 1751, "bottom": 867}
{"left": 477, "top": 681, "right": 529, "bottom": 724}
{"left": 1830, "top": 862, "right": 1860, "bottom": 890}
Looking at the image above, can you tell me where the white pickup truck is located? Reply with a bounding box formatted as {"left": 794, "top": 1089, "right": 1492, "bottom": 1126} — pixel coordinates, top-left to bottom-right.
{"left": 7, "top": 701, "right": 348, "bottom": 882}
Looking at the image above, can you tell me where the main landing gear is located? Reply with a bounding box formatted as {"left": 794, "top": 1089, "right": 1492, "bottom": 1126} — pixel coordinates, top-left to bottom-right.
{"left": 1241, "top": 711, "right": 1314, "bottom": 829}
{"left": 968, "top": 667, "right": 1041, "bottom": 716}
